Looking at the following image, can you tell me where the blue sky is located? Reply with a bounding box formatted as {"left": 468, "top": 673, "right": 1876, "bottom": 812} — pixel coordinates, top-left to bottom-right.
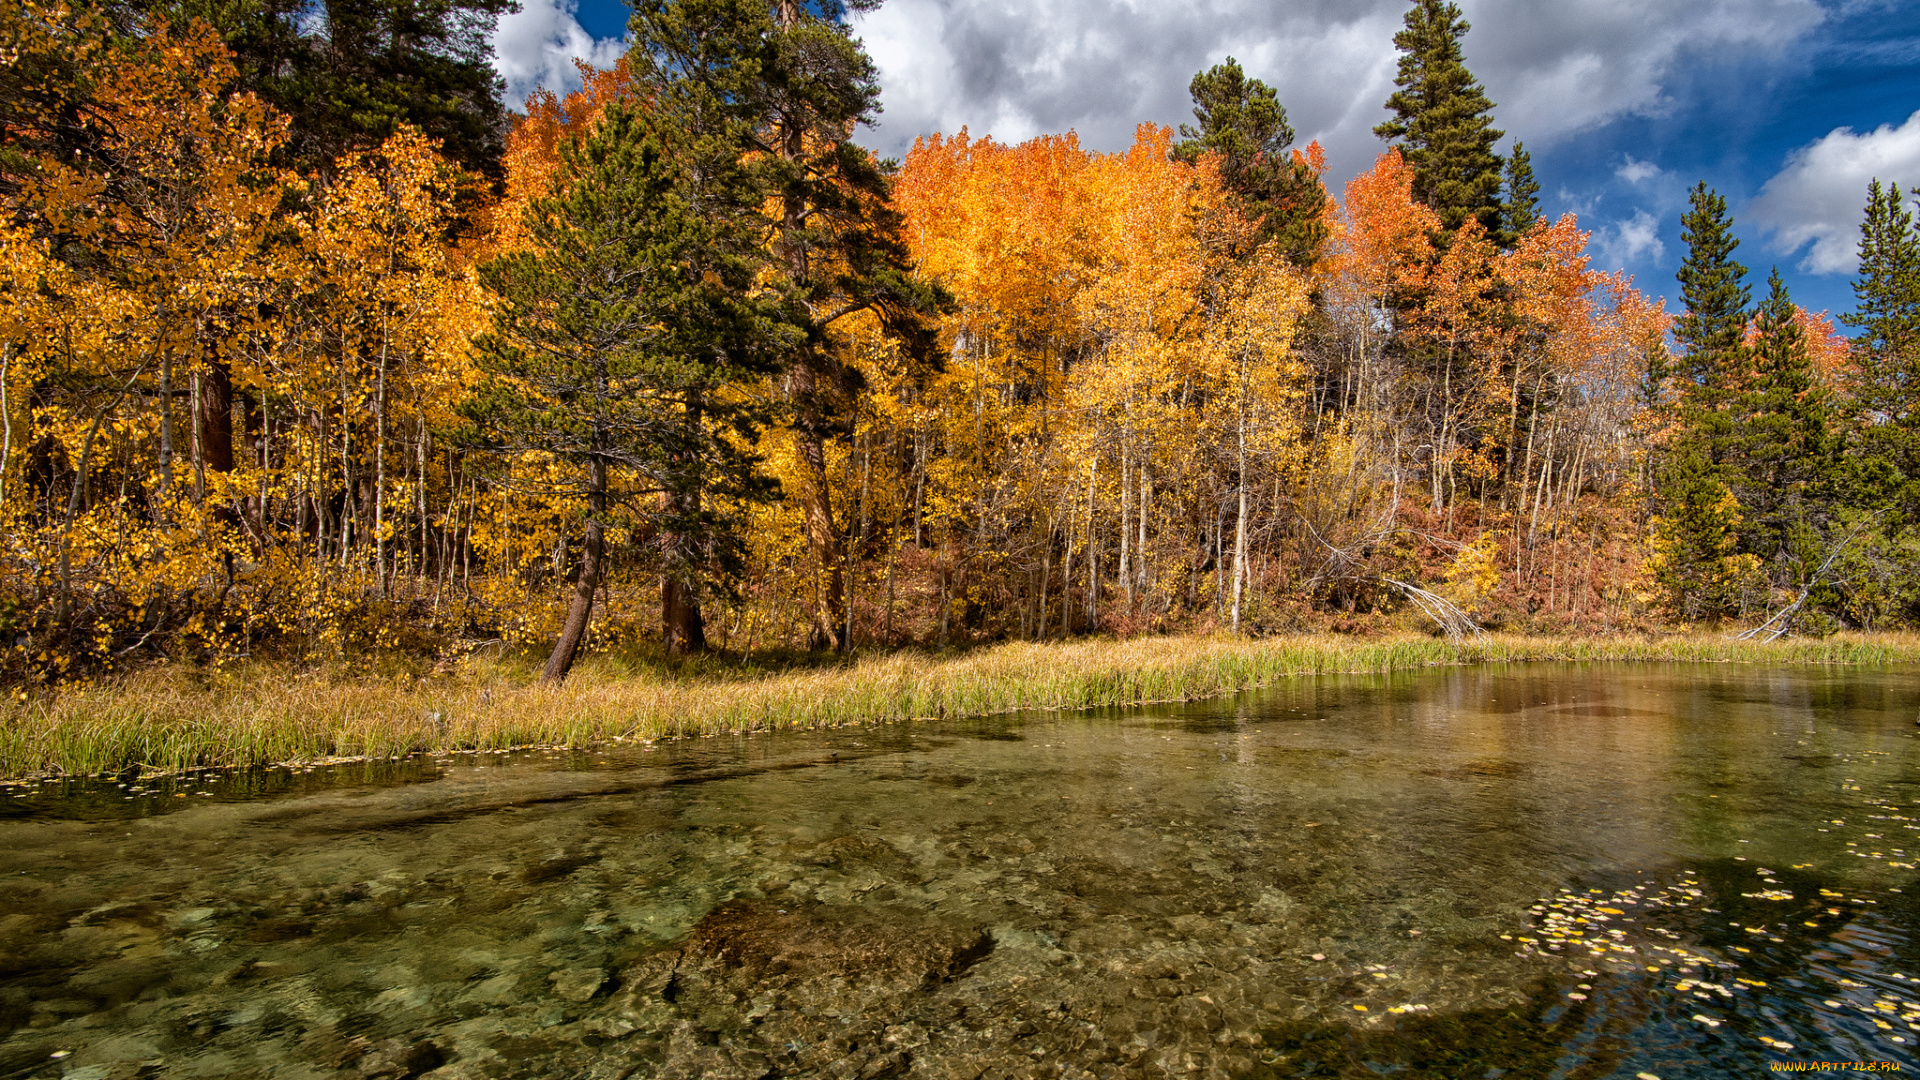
{"left": 502, "top": 0, "right": 1920, "bottom": 327}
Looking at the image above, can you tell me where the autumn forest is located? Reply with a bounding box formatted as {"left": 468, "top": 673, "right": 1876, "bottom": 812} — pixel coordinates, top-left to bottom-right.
{"left": 6, "top": 0, "right": 1920, "bottom": 688}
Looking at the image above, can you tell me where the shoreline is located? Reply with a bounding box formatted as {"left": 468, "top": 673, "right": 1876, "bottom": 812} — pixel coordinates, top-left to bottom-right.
{"left": 6, "top": 632, "right": 1919, "bottom": 780}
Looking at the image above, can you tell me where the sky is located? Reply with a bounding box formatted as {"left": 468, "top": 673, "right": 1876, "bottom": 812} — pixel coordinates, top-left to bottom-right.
{"left": 495, "top": 0, "right": 1920, "bottom": 326}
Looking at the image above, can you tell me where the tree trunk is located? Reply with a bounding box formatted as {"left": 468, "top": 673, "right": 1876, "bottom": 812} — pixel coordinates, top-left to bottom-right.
{"left": 198, "top": 358, "right": 234, "bottom": 475}
{"left": 1060, "top": 494, "right": 1076, "bottom": 635}
{"left": 1231, "top": 388, "right": 1249, "bottom": 634}
{"left": 0, "top": 346, "right": 12, "bottom": 520}
{"left": 791, "top": 366, "right": 844, "bottom": 651}
{"left": 1138, "top": 464, "right": 1150, "bottom": 603}
{"left": 1085, "top": 460, "right": 1098, "bottom": 629}
{"left": 663, "top": 571, "right": 707, "bottom": 656}
{"left": 662, "top": 468, "right": 709, "bottom": 657}
{"left": 190, "top": 370, "right": 205, "bottom": 506}
{"left": 1119, "top": 445, "right": 1131, "bottom": 608}
{"left": 1037, "top": 540, "right": 1050, "bottom": 640}
{"left": 884, "top": 535, "right": 897, "bottom": 644}
{"left": 157, "top": 352, "right": 173, "bottom": 495}
{"left": 543, "top": 457, "right": 607, "bottom": 683}
{"left": 374, "top": 336, "right": 388, "bottom": 598}
{"left": 937, "top": 542, "right": 950, "bottom": 647}
{"left": 0, "top": 345, "right": 14, "bottom": 521}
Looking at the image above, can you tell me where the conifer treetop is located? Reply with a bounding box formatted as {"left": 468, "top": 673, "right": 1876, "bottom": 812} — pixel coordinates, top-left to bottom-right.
{"left": 1174, "top": 57, "right": 1294, "bottom": 175}
{"left": 1501, "top": 141, "right": 1541, "bottom": 245}
{"left": 1374, "top": 0, "right": 1505, "bottom": 243}
{"left": 1845, "top": 179, "right": 1920, "bottom": 382}
{"left": 1172, "top": 56, "right": 1328, "bottom": 266}
{"left": 1674, "top": 182, "right": 1751, "bottom": 400}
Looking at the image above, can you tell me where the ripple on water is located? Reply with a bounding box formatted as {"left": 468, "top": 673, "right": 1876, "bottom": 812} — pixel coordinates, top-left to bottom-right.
{"left": 0, "top": 663, "right": 1917, "bottom": 1078}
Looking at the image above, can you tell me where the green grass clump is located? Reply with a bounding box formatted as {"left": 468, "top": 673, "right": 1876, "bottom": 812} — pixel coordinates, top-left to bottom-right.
{"left": 5, "top": 632, "right": 1918, "bottom": 778}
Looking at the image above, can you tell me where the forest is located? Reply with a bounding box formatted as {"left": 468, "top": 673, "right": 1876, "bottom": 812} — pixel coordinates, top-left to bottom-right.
{"left": 4, "top": 0, "right": 1920, "bottom": 688}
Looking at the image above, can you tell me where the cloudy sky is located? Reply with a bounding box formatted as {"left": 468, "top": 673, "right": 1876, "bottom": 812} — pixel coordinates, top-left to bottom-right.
{"left": 498, "top": 0, "right": 1920, "bottom": 323}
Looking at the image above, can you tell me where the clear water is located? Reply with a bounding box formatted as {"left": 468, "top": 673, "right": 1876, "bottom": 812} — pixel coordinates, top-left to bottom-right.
{"left": 4, "top": 663, "right": 1919, "bottom": 1079}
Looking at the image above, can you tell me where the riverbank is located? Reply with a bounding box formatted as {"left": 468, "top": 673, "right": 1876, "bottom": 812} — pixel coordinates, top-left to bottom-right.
{"left": 5, "top": 632, "right": 1919, "bottom": 778}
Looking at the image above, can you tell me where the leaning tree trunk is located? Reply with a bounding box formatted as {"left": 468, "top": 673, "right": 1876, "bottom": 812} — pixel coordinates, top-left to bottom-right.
{"left": 542, "top": 456, "right": 606, "bottom": 684}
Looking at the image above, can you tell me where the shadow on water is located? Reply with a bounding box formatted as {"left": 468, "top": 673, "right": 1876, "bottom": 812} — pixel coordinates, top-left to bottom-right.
{"left": 0, "top": 662, "right": 1917, "bottom": 1078}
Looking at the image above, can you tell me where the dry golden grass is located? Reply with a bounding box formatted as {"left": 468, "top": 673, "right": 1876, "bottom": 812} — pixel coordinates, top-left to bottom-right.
{"left": 6, "top": 631, "right": 1919, "bottom": 778}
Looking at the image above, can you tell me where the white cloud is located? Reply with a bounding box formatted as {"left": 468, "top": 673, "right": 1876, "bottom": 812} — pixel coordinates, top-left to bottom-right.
{"left": 1466, "top": 0, "right": 1822, "bottom": 143}
{"left": 1555, "top": 187, "right": 1599, "bottom": 216}
{"left": 490, "top": 0, "right": 627, "bottom": 110}
{"left": 1749, "top": 110, "right": 1920, "bottom": 275}
{"left": 851, "top": 0, "right": 1826, "bottom": 187}
{"left": 1615, "top": 155, "right": 1662, "bottom": 184}
{"left": 1595, "top": 209, "right": 1666, "bottom": 270}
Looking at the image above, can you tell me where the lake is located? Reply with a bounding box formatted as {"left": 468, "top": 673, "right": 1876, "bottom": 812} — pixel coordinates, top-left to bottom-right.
{"left": 3, "top": 662, "right": 1918, "bottom": 1078}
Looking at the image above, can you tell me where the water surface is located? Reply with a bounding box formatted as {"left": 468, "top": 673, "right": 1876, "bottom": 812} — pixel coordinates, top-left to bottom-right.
{"left": 4, "top": 662, "right": 1919, "bottom": 1078}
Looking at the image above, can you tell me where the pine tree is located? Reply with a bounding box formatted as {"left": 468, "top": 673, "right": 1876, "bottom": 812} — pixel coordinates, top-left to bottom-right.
{"left": 1374, "top": 0, "right": 1505, "bottom": 243}
{"left": 1500, "top": 141, "right": 1540, "bottom": 246}
{"left": 1735, "top": 270, "right": 1834, "bottom": 580}
{"left": 628, "top": 0, "right": 941, "bottom": 652}
{"left": 141, "top": 0, "right": 516, "bottom": 179}
{"left": 1647, "top": 447, "right": 1757, "bottom": 622}
{"left": 1672, "top": 182, "right": 1751, "bottom": 421}
{"left": 1838, "top": 180, "right": 1920, "bottom": 570}
{"left": 466, "top": 103, "right": 784, "bottom": 676}
{"left": 1171, "top": 56, "right": 1328, "bottom": 266}
{"left": 1640, "top": 328, "right": 1673, "bottom": 411}
{"left": 1845, "top": 181, "right": 1920, "bottom": 441}
{"left": 1650, "top": 182, "right": 1753, "bottom": 618}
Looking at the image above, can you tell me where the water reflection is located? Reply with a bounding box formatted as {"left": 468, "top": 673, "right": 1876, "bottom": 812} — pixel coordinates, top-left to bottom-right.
{"left": 1, "top": 663, "right": 1916, "bottom": 1078}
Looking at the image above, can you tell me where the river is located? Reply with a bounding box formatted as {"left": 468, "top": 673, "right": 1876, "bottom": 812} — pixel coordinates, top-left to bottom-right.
{"left": 2, "top": 662, "right": 1917, "bottom": 1078}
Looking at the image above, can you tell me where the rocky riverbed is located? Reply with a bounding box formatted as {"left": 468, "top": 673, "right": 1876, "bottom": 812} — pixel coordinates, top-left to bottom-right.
{"left": 4, "top": 665, "right": 1917, "bottom": 1077}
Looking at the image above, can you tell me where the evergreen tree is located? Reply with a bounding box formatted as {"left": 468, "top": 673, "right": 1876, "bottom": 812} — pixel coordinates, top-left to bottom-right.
{"left": 1374, "top": 0, "right": 1504, "bottom": 243}
{"left": 141, "top": 0, "right": 515, "bottom": 179}
{"left": 1639, "top": 326, "right": 1674, "bottom": 411}
{"left": 1846, "top": 180, "right": 1920, "bottom": 374}
{"left": 1171, "top": 56, "right": 1328, "bottom": 266}
{"left": 466, "top": 103, "right": 785, "bottom": 676}
{"left": 1735, "top": 270, "right": 1834, "bottom": 581}
{"left": 1651, "top": 183, "right": 1753, "bottom": 618}
{"left": 628, "top": 0, "right": 941, "bottom": 652}
{"left": 1672, "top": 182, "right": 1750, "bottom": 421}
{"left": 1844, "top": 179, "right": 1920, "bottom": 495}
{"left": 1500, "top": 140, "right": 1540, "bottom": 245}
{"left": 1647, "top": 445, "right": 1757, "bottom": 622}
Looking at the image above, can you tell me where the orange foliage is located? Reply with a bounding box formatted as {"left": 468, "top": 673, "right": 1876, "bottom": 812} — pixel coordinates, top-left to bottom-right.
{"left": 494, "top": 57, "right": 646, "bottom": 247}
{"left": 1797, "top": 307, "right": 1852, "bottom": 386}
{"left": 1332, "top": 149, "right": 1439, "bottom": 298}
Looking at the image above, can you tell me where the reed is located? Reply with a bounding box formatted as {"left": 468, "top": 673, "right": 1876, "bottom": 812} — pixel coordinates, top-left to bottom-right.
{"left": 6, "top": 632, "right": 1919, "bottom": 778}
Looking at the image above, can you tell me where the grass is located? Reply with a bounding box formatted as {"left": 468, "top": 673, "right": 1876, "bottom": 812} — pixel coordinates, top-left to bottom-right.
{"left": 5, "top": 631, "right": 1920, "bottom": 779}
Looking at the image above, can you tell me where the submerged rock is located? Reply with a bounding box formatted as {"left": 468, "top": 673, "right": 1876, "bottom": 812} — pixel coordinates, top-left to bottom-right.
{"left": 550, "top": 967, "right": 606, "bottom": 1004}
{"left": 683, "top": 900, "right": 992, "bottom": 987}
{"left": 354, "top": 1037, "right": 444, "bottom": 1079}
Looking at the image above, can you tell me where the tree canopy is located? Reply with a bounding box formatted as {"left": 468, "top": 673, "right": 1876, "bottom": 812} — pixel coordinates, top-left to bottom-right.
{"left": 10, "top": 0, "right": 1920, "bottom": 684}
{"left": 470, "top": 101, "right": 785, "bottom": 673}
{"left": 1375, "top": 0, "right": 1505, "bottom": 245}
{"left": 140, "top": 0, "right": 515, "bottom": 179}
{"left": 1171, "top": 56, "right": 1328, "bottom": 266}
